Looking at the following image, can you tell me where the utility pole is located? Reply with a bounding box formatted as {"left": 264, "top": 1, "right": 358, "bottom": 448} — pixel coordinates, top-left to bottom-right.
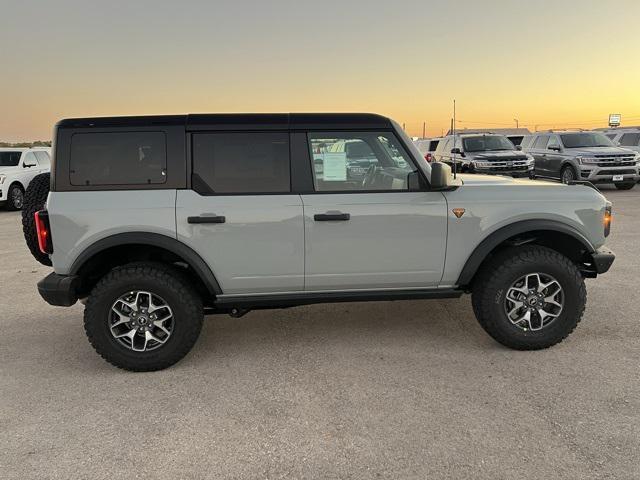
{"left": 422, "top": 122, "right": 426, "bottom": 139}
{"left": 514, "top": 118, "right": 519, "bottom": 128}
{"left": 402, "top": 122, "right": 406, "bottom": 131}
{"left": 452, "top": 99, "right": 457, "bottom": 179}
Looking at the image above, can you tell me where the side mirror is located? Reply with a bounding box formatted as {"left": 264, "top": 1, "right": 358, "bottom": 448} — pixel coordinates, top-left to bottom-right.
{"left": 451, "top": 147, "right": 461, "bottom": 155}
{"left": 407, "top": 170, "right": 426, "bottom": 191}
{"left": 516, "top": 145, "right": 523, "bottom": 151}
{"left": 430, "top": 162, "right": 451, "bottom": 190}
{"left": 548, "top": 144, "right": 561, "bottom": 152}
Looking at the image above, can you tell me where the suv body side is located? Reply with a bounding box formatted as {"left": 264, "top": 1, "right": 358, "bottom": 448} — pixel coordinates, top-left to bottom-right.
{"left": 44, "top": 114, "right": 613, "bottom": 308}
{"left": 524, "top": 131, "right": 639, "bottom": 183}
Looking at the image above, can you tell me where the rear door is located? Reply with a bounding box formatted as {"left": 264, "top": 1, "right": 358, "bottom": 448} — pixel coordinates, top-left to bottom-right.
{"left": 176, "top": 132, "right": 304, "bottom": 294}
{"left": 301, "top": 131, "right": 447, "bottom": 290}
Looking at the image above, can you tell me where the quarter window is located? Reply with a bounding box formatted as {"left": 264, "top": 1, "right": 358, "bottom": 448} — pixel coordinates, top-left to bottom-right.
{"left": 70, "top": 132, "right": 167, "bottom": 186}
{"left": 192, "top": 132, "right": 290, "bottom": 194}
{"left": 308, "top": 132, "right": 417, "bottom": 192}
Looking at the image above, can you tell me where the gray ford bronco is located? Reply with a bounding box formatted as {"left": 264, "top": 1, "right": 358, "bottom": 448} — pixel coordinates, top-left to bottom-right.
{"left": 33, "top": 113, "right": 615, "bottom": 371}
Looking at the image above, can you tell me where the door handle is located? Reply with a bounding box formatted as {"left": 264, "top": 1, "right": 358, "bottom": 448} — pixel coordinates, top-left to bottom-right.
{"left": 314, "top": 212, "right": 350, "bottom": 221}
{"left": 187, "top": 215, "right": 226, "bottom": 224}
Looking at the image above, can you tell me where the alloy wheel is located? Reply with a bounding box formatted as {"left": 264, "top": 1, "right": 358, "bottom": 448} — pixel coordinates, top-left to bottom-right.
{"left": 11, "top": 187, "right": 24, "bottom": 209}
{"left": 504, "top": 273, "right": 564, "bottom": 331}
{"left": 109, "top": 290, "right": 174, "bottom": 352}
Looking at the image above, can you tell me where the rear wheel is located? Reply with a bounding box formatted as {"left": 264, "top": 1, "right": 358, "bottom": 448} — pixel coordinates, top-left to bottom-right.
{"left": 6, "top": 183, "right": 24, "bottom": 211}
{"left": 471, "top": 245, "right": 586, "bottom": 350}
{"left": 614, "top": 182, "right": 635, "bottom": 190}
{"left": 84, "top": 263, "right": 204, "bottom": 371}
{"left": 560, "top": 165, "right": 577, "bottom": 184}
{"left": 21, "top": 173, "right": 52, "bottom": 266}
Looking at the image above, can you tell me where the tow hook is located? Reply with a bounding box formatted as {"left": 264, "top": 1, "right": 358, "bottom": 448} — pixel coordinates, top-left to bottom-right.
{"left": 229, "top": 308, "right": 250, "bottom": 318}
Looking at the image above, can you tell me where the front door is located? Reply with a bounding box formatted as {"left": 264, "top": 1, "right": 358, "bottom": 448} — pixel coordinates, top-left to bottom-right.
{"left": 302, "top": 131, "right": 447, "bottom": 290}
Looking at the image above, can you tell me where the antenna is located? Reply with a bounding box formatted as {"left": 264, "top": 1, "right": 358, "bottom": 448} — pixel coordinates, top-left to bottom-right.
{"left": 452, "top": 99, "right": 457, "bottom": 179}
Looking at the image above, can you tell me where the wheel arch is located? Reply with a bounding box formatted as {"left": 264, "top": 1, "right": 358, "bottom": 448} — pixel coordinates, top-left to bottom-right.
{"left": 456, "top": 220, "right": 595, "bottom": 288}
{"left": 8, "top": 180, "right": 25, "bottom": 192}
{"left": 70, "top": 232, "right": 222, "bottom": 299}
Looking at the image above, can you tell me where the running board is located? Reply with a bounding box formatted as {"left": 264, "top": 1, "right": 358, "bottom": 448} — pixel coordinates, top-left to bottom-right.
{"left": 213, "top": 288, "right": 463, "bottom": 311}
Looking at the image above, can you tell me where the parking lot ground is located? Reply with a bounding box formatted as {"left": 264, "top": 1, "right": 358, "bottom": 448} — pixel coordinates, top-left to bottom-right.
{"left": 1, "top": 185, "right": 639, "bottom": 480}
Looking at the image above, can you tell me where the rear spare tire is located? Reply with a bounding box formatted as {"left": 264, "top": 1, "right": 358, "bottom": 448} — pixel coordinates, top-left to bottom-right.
{"left": 21, "top": 173, "right": 52, "bottom": 266}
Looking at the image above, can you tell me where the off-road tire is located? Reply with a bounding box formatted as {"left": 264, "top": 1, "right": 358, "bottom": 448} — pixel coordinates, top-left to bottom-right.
{"left": 614, "top": 182, "right": 635, "bottom": 190}
{"left": 471, "top": 245, "right": 586, "bottom": 350}
{"left": 6, "top": 183, "right": 24, "bottom": 211}
{"left": 84, "top": 263, "right": 204, "bottom": 371}
{"left": 21, "top": 173, "right": 52, "bottom": 266}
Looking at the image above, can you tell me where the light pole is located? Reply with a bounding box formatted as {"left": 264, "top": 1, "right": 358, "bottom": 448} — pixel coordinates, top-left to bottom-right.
{"left": 514, "top": 118, "right": 519, "bottom": 128}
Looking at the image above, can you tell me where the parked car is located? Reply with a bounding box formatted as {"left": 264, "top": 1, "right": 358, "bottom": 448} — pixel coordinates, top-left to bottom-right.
{"left": 0, "top": 147, "right": 51, "bottom": 210}
{"left": 595, "top": 127, "right": 640, "bottom": 155}
{"left": 414, "top": 137, "right": 442, "bottom": 162}
{"left": 432, "top": 133, "right": 535, "bottom": 178}
{"left": 522, "top": 130, "right": 639, "bottom": 189}
{"left": 35, "top": 113, "right": 615, "bottom": 371}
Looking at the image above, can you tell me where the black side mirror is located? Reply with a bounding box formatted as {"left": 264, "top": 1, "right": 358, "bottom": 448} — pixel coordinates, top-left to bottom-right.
{"left": 430, "top": 162, "right": 452, "bottom": 190}
{"left": 548, "top": 144, "right": 561, "bottom": 152}
{"left": 407, "top": 170, "right": 426, "bottom": 191}
{"left": 516, "top": 145, "right": 523, "bottom": 151}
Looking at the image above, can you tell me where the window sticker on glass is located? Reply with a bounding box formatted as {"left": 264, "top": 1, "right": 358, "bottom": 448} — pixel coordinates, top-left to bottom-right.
{"left": 319, "top": 152, "right": 347, "bottom": 181}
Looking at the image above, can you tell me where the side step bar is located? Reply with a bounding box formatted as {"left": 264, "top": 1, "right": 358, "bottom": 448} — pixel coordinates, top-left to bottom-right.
{"left": 212, "top": 288, "right": 463, "bottom": 312}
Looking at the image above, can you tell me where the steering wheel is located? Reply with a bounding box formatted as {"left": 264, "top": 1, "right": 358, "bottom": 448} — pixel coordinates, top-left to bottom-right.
{"left": 362, "top": 165, "right": 379, "bottom": 189}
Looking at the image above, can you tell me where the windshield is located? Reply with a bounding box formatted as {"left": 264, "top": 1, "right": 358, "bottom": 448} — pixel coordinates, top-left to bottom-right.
{"left": 0, "top": 151, "right": 22, "bottom": 167}
{"left": 463, "top": 135, "right": 514, "bottom": 152}
{"left": 560, "top": 132, "right": 614, "bottom": 148}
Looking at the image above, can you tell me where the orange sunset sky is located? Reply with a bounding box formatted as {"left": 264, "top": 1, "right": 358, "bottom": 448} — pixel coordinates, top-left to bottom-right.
{"left": 1, "top": 0, "right": 639, "bottom": 141}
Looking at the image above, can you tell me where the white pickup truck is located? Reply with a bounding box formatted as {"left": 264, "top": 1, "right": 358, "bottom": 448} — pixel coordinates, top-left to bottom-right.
{"left": 0, "top": 147, "right": 51, "bottom": 210}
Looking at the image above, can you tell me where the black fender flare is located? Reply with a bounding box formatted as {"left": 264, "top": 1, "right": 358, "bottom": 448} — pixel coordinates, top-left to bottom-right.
{"left": 456, "top": 219, "right": 595, "bottom": 286}
{"left": 70, "top": 232, "right": 223, "bottom": 295}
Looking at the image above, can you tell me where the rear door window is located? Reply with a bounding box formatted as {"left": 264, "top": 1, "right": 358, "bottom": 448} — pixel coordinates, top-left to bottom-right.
{"left": 70, "top": 132, "right": 167, "bottom": 186}
{"left": 192, "top": 132, "right": 290, "bottom": 194}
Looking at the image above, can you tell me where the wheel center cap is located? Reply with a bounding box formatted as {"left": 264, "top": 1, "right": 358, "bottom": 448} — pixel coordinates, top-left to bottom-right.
{"left": 527, "top": 296, "right": 538, "bottom": 306}
{"left": 138, "top": 317, "right": 148, "bottom": 325}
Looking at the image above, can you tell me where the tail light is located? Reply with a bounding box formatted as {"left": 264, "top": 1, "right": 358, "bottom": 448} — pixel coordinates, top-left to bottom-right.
{"left": 34, "top": 210, "right": 53, "bottom": 254}
{"left": 425, "top": 153, "right": 433, "bottom": 163}
{"left": 604, "top": 205, "right": 612, "bottom": 237}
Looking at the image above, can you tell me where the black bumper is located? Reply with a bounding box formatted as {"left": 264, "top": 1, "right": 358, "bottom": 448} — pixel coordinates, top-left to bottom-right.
{"left": 590, "top": 247, "right": 615, "bottom": 274}
{"left": 38, "top": 273, "right": 79, "bottom": 306}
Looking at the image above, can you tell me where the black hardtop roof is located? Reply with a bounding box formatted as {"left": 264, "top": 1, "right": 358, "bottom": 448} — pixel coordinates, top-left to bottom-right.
{"left": 56, "top": 113, "right": 393, "bottom": 131}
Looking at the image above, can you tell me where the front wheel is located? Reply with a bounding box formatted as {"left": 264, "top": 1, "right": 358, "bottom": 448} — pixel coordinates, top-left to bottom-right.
{"left": 560, "top": 166, "right": 577, "bottom": 184}
{"left": 84, "top": 263, "right": 204, "bottom": 371}
{"left": 471, "top": 246, "right": 586, "bottom": 350}
{"left": 6, "top": 184, "right": 24, "bottom": 210}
